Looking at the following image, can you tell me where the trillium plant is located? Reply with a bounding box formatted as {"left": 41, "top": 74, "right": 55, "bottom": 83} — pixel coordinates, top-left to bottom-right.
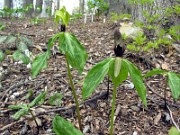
{"left": 144, "top": 69, "right": 180, "bottom": 104}
{"left": 8, "top": 91, "right": 46, "bottom": 134}
{"left": 82, "top": 52, "right": 147, "bottom": 134}
{"left": 31, "top": 7, "right": 87, "bottom": 134}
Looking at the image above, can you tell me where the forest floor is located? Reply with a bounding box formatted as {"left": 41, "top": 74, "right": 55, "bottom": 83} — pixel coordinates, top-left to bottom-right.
{"left": 0, "top": 18, "right": 179, "bottom": 135}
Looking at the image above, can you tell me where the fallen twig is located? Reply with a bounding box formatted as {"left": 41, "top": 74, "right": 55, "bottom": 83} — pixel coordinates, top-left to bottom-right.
{"left": 166, "top": 105, "right": 180, "bottom": 131}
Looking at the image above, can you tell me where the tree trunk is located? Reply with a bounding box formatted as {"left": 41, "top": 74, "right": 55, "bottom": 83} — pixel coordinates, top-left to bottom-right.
{"left": 35, "top": 0, "right": 43, "bottom": 16}
{"left": 82, "top": 0, "right": 85, "bottom": 14}
{"left": 4, "top": 0, "right": 12, "bottom": 8}
{"left": 108, "top": 0, "right": 179, "bottom": 24}
{"left": 57, "top": 0, "right": 60, "bottom": 10}
{"left": 45, "top": 0, "right": 52, "bottom": 16}
{"left": 79, "top": 0, "right": 84, "bottom": 14}
{"left": 108, "top": 0, "right": 132, "bottom": 15}
{"left": 25, "top": 0, "right": 34, "bottom": 17}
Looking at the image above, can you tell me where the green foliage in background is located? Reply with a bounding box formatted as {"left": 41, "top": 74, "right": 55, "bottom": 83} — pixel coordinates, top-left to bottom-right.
{"left": 55, "top": 7, "right": 70, "bottom": 26}
{"left": 110, "top": 12, "right": 131, "bottom": 22}
{"left": 30, "top": 17, "right": 47, "bottom": 25}
{"left": 87, "top": 0, "right": 109, "bottom": 17}
{"left": 124, "top": 0, "right": 180, "bottom": 53}
{"left": 46, "top": 6, "right": 52, "bottom": 17}
{"left": 0, "top": 4, "right": 34, "bottom": 18}
{"left": 169, "top": 25, "right": 180, "bottom": 41}
{"left": 128, "top": 0, "right": 154, "bottom": 5}
{"left": 70, "top": 13, "right": 83, "bottom": 22}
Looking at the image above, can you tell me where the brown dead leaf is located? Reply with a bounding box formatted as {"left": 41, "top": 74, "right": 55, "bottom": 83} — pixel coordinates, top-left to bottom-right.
{"left": 154, "top": 111, "right": 161, "bottom": 125}
{"left": 161, "top": 63, "right": 169, "bottom": 70}
{"left": 27, "top": 117, "right": 42, "bottom": 127}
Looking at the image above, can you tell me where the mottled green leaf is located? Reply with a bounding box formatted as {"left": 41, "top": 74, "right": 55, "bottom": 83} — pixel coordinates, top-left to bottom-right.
{"left": 47, "top": 33, "right": 61, "bottom": 51}
{"left": 60, "top": 32, "right": 88, "bottom": 74}
{"left": 123, "top": 59, "right": 147, "bottom": 106}
{"left": 12, "top": 50, "right": 30, "bottom": 64}
{"left": 53, "top": 115, "right": 83, "bottom": 135}
{"left": 0, "top": 50, "right": 5, "bottom": 61}
{"left": 17, "top": 41, "right": 28, "bottom": 52}
{"left": 167, "top": 72, "right": 180, "bottom": 100}
{"left": 82, "top": 58, "right": 113, "bottom": 99}
{"left": 0, "top": 36, "right": 7, "bottom": 43}
{"left": 144, "top": 68, "right": 167, "bottom": 78}
{"left": 31, "top": 52, "right": 49, "bottom": 77}
{"left": 20, "top": 36, "right": 32, "bottom": 46}
{"left": 48, "top": 93, "right": 63, "bottom": 106}
{"left": 5, "top": 35, "right": 16, "bottom": 44}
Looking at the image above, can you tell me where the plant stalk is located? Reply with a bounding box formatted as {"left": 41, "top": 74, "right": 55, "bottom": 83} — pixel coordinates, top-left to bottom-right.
{"left": 164, "top": 77, "right": 167, "bottom": 107}
{"left": 65, "top": 54, "right": 82, "bottom": 131}
{"left": 110, "top": 85, "right": 117, "bottom": 135}
{"left": 29, "top": 109, "right": 39, "bottom": 134}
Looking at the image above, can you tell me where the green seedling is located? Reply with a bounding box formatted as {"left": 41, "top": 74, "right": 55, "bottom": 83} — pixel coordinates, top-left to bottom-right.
{"left": 82, "top": 57, "right": 147, "bottom": 135}
{"left": 31, "top": 7, "right": 87, "bottom": 133}
{"left": 70, "top": 13, "right": 83, "bottom": 22}
{"left": 123, "top": 0, "right": 179, "bottom": 54}
{"left": 30, "top": 18, "right": 47, "bottom": 25}
{"left": 169, "top": 25, "right": 180, "bottom": 41}
{"left": 144, "top": 69, "right": 180, "bottom": 105}
{"left": 8, "top": 91, "right": 46, "bottom": 134}
{"left": 127, "top": 34, "right": 146, "bottom": 52}
{"left": 48, "top": 92, "right": 63, "bottom": 106}
{"left": 0, "top": 6, "right": 14, "bottom": 18}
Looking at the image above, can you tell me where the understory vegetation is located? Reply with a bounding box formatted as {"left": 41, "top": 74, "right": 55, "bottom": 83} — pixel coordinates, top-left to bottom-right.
{"left": 0, "top": 0, "right": 179, "bottom": 135}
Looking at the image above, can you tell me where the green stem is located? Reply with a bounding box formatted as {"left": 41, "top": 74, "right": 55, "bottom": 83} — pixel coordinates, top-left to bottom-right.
{"left": 164, "top": 77, "right": 167, "bottom": 107}
{"left": 65, "top": 54, "right": 82, "bottom": 131}
{"left": 110, "top": 85, "right": 117, "bottom": 135}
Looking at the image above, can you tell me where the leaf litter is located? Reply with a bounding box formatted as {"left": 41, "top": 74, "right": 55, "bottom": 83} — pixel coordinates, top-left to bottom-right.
{"left": 0, "top": 18, "right": 179, "bottom": 134}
